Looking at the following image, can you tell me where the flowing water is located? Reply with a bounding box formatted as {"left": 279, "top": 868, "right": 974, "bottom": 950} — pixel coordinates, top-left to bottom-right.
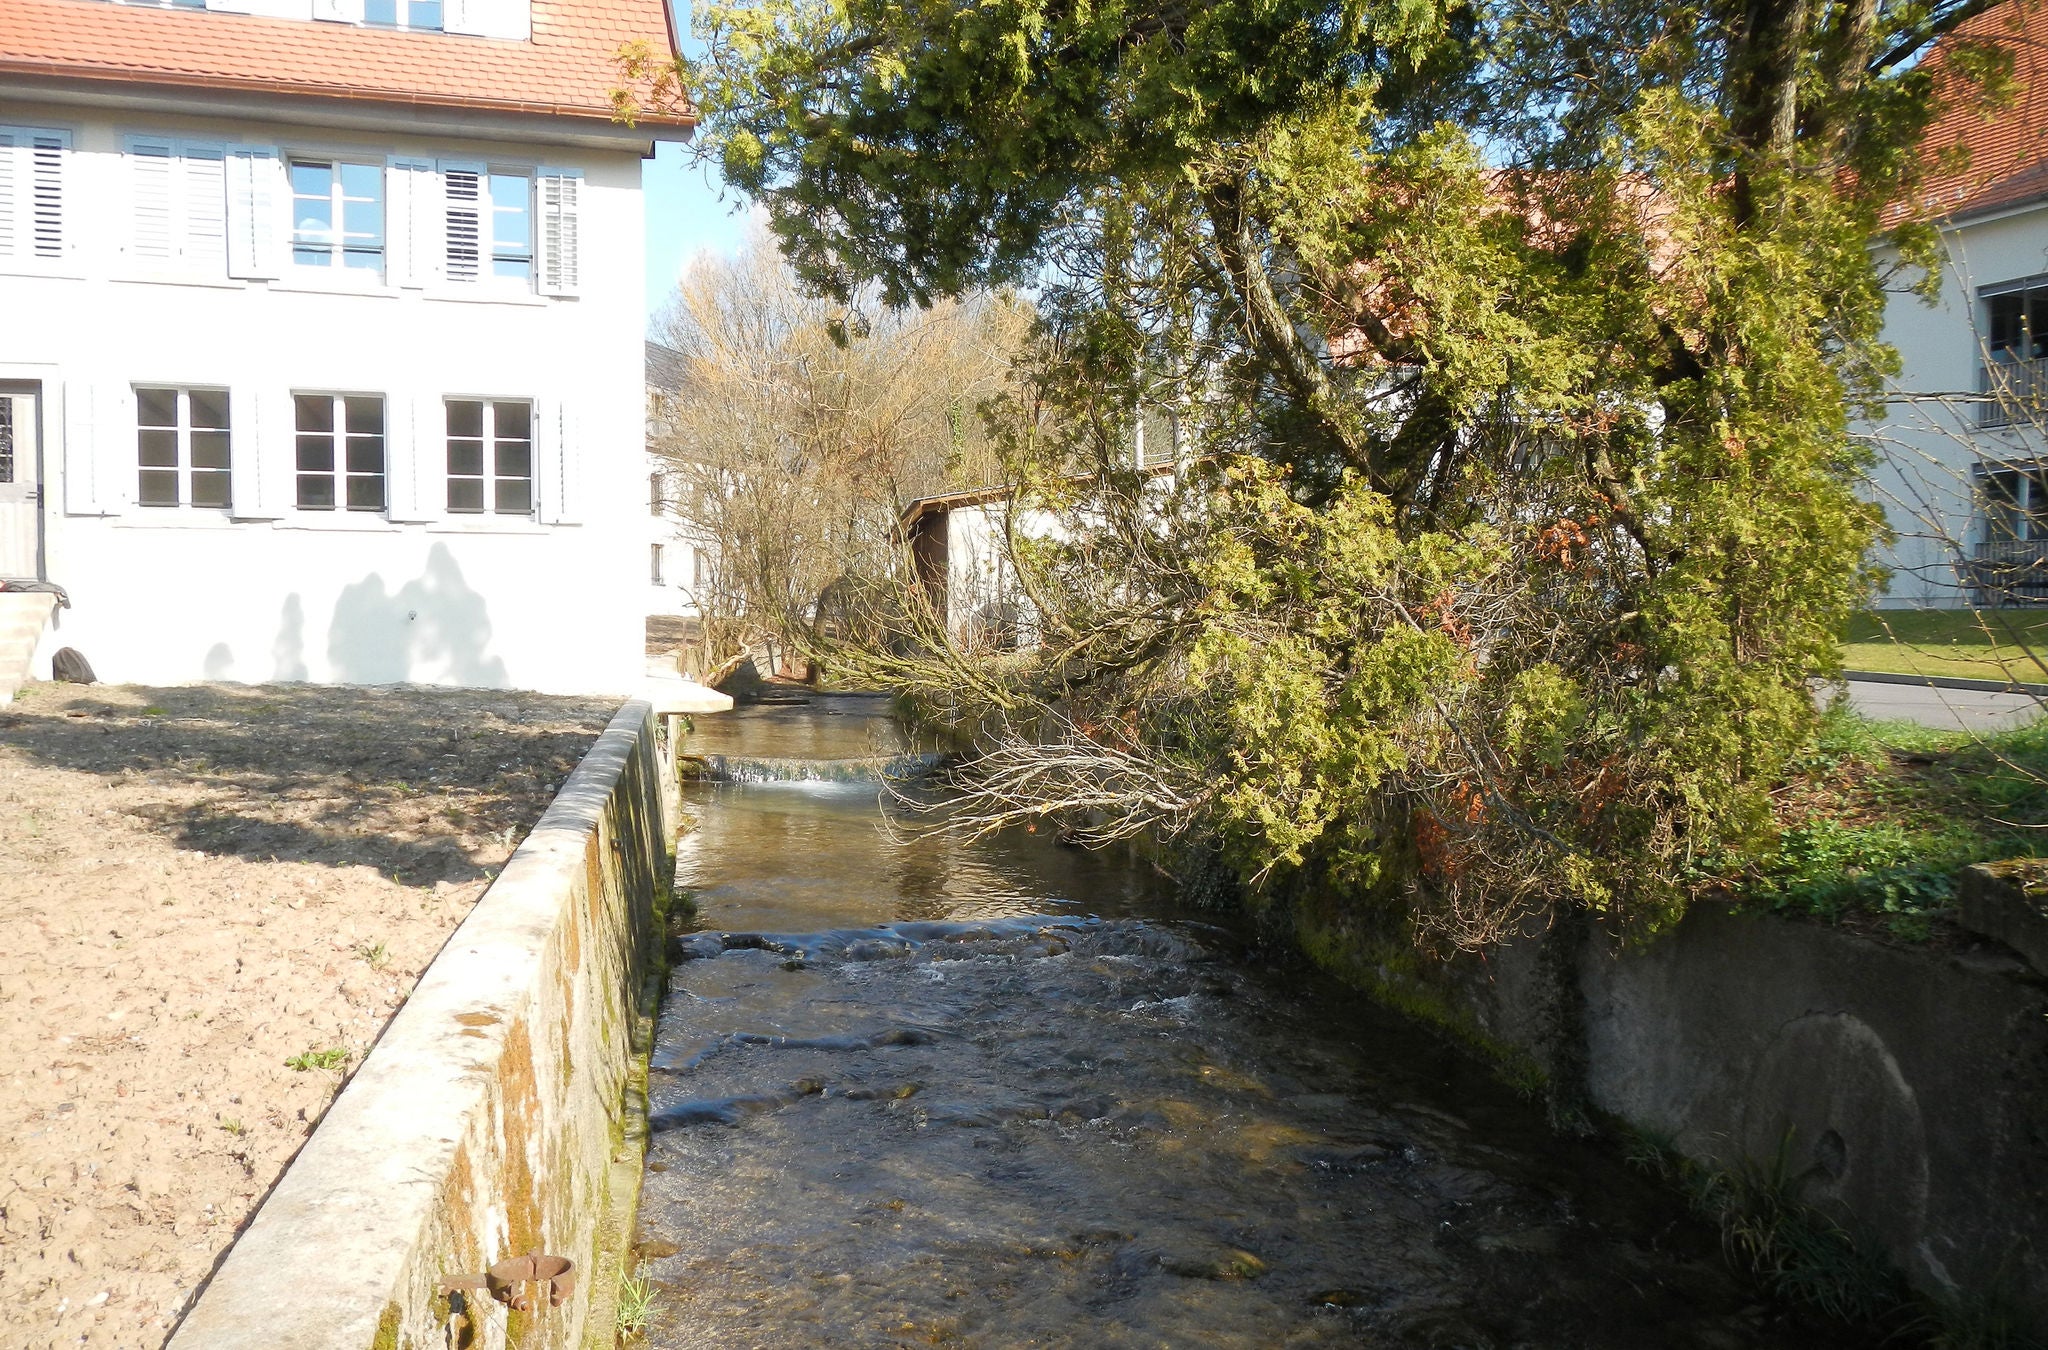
{"left": 637, "top": 698, "right": 1847, "bottom": 1349}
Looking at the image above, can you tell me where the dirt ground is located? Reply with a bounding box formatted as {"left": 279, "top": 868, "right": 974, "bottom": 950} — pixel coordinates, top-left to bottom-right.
{"left": 0, "top": 682, "right": 620, "bottom": 1348}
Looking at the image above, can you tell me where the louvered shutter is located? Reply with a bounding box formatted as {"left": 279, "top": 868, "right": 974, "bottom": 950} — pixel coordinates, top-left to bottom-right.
{"left": 182, "top": 144, "right": 228, "bottom": 275}
{"left": 536, "top": 399, "right": 583, "bottom": 525}
{"left": 225, "top": 145, "right": 283, "bottom": 280}
{"left": 536, "top": 169, "right": 580, "bottom": 297}
{"left": 127, "top": 138, "right": 176, "bottom": 264}
{"left": 385, "top": 157, "right": 435, "bottom": 288}
{"left": 440, "top": 162, "right": 484, "bottom": 283}
{"left": 0, "top": 131, "right": 14, "bottom": 262}
{"left": 26, "top": 132, "right": 64, "bottom": 262}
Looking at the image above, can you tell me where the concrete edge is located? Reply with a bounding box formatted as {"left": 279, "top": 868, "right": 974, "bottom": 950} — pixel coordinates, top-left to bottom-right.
{"left": 1841, "top": 669, "right": 2048, "bottom": 696}
{"left": 168, "top": 698, "right": 667, "bottom": 1350}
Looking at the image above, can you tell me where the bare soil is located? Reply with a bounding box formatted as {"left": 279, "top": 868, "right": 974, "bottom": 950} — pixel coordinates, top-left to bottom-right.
{"left": 0, "top": 682, "right": 618, "bottom": 1348}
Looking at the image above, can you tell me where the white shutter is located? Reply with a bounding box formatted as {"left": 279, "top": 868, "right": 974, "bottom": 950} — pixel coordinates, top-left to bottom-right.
{"left": 228, "top": 388, "right": 284, "bottom": 520}
{"left": 182, "top": 144, "right": 228, "bottom": 275}
{"left": 127, "top": 138, "right": 176, "bottom": 263}
{"left": 85, "top": 385, "right": 136, "bottom": 516}
{"left": 440, "top": 162, "right": 483, "bottom": 284}
{"left": 225, "top": 145, "right": 283, "bottom": 280}
{"left": 537, "top": 399, "right": 582, "bottom": 525}
{"left": 27, "top": 132, "right": 64, "bottom": 262}
{"left": 386, "top": 157, "right": 435, "bottom": 288}
{"left": 0, "top": 131, "right": 15, "bottom": 262}
{"left": 385, "top": 393, "right": 440, "bottom": 522}
{"left": 536, "top": 169, "right": 580, "bottom": 297}
{"left": 61, "top": 381, "right": 109, "bottom": 516}
{"left": 258, "top": 388, "right": 297, "bottom": 514}
{"left": 445, "top": 0, "right": 529, "bottom": 39}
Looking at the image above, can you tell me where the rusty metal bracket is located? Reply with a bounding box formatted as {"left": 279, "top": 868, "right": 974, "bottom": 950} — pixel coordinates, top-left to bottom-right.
{"left": 439, "top": 1252, "right": 577, "bottom": 1313}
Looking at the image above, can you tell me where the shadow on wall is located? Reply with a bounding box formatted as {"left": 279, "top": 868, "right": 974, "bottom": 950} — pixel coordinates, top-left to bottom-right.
{"left": 325, "top": 543, "right": 508, "bottom": 688}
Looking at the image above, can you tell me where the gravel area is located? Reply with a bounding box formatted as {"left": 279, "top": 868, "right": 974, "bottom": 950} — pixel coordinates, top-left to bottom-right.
{"left": 0, "top": 682, "right": 619, "bottom": 1348}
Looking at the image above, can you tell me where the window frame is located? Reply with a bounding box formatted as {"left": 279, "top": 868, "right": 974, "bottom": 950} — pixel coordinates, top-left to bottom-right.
{"left": 133, "top": 385, "right": 232, "bottom": 513}
{"left": 443, "top": 397, "right": 535, "bottom": 517}
{"left": 286, "top": 156, "right": 386, "bottom": 276}
{"left": 293, "top": 392, "right": 388, "bottom": 515}
{"left": 441, "top": 162, "right": 535, "bottom": 292}
{"left": 360, "top": 0, "right": 444, "bottom": 29}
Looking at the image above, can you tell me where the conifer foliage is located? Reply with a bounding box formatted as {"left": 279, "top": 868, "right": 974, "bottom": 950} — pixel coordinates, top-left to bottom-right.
{"left": 623, "top": 1, "right": 2014, "bottom": 945}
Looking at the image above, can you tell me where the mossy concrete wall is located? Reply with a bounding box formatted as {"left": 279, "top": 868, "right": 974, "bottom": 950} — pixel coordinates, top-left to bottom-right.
{"left": 1440, "top": 902, "right": 2048, "bottom": 1321}
{"left": 169, "top": 699, "right": 671, "bottom": 1350}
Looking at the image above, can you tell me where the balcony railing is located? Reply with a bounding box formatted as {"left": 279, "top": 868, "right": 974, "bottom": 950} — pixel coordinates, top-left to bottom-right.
{"left": 1980, "top": 357, "right": 2048, "bottom": 428}
{"left": 1968, "top": 536, "right": 2048, "bottom": 602}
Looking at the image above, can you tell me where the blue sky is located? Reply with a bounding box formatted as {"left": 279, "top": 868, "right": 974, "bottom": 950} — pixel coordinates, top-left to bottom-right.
{"left": 640, "top": 1, "right": 750, "bottom": 330}
{"left": 642, "top": 143, "right": 748, "bottom": 328}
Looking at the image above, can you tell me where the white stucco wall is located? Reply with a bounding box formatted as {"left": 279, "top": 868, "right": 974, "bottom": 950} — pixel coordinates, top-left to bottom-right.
{"left": 1868, "top": 202, "right": 2048, "bottom": 608}
{"left": 0, "top": 96, "right": 647, "bottom": 693}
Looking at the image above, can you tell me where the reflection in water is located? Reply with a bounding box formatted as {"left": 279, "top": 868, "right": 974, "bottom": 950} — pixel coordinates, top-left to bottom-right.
{"left": 641, "top": 706, "right": 1850, "bottom": 1349}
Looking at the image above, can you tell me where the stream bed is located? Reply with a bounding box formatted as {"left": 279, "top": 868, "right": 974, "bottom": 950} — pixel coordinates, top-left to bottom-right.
{"left": 636, "top": 696, "right": 1852, "bottom": 1349}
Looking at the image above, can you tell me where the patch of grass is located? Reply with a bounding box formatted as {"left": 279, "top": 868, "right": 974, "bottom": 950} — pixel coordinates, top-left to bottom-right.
{"left": 617, "top": 1273, "right": 659, "bottom": 1339}
{"left": 354, "top": 940, "right": 389, "bottom": 971}
{"left": 285, "top": 1046, "right": 350, "bottom": 1072}
{"left": 1841, "top": 609, "right": 2048, "bottom": 684}
{"left": 218, "top": 1118, "right": 245, "bottom": 1137}
{"left": 1728, "top": 704, "right": 2048, "bottom": 939}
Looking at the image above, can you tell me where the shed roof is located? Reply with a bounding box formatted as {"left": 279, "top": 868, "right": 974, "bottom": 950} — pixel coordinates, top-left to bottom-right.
{"left": 0, "top": 0, "right": 690, "bottom": 129}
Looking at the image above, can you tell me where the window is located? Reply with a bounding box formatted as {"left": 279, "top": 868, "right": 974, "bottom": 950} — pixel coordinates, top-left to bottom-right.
{"left": 443, "top": 168, "right": 531, "bottom": 285}
{"left": 445, "top": 399, "right": 533, "bottom": 515}
{"left": 650, "top": 543, "right": 665, "bottom": 586}
{"left": 135, "top": 387, "right": 231, "bottom": 509}
{"left": 649, "top": 472, "right": 664, "bottom": 516}
{"left": 362, "top": 0, "right": 442, "bottom": 28}
{"left": 289, "top": 159, "right": 384, "bottom": 271}
{"left": 1981, "top": 280, "right": 2048, "bottom": 428}
{"left": 1981, "top": 462, "right": 2048, "bottom": 543}
{"left": 295, "top": 394, "right": 385, "bottom": 511}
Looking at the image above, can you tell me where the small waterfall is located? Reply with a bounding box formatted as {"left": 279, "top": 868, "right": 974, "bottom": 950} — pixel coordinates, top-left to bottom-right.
{"left": 682, "top": 751, "right": 950, "bottom": 784}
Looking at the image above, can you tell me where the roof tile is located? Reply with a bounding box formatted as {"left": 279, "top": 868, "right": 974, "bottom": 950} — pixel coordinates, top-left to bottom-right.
{"left": 0, "top": 0, "right": 688, "bottom": 126}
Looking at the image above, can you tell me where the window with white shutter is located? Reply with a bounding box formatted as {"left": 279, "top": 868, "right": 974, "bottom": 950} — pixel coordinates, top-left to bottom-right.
{"left": 438, "top": 163, "right": 535, "bottom": 290}
{"left": 536, "top": 169, "right": 580, "bottom": 297}
{"left": 124, "top": 137, "right": 229, "bottom": 277}
{"left": 0, "top": 126, "right": 71, "bottom": 270}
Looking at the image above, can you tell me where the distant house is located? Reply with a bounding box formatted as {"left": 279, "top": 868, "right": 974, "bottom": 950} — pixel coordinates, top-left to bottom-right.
{"left": 1867, "top": 0, "right": 2048, "bottom": 607}
{"left": 0, "top": 0, "right": 691, "bottom": 694}
{"left": 644, "top": 339, "right": 712, "bottom": 622}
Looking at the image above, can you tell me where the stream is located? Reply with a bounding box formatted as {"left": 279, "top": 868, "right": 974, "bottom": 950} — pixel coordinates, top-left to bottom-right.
{"left": 636, "top": 695, "right": 1851, "bottom": 1349}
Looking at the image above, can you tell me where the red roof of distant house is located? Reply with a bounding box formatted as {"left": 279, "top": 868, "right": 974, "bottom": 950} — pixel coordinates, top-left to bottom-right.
{"left": 0, "top": 0, "right": 690, "bottom": 128}
{"left": 1895, "top": 0, "right": 2048, "bottom": 223}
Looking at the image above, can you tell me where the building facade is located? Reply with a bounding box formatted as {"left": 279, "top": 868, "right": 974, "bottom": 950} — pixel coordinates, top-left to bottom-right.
{"left": 0, "top": 0, "right": 689, "bottom": 691}
{"left": 1867, "top": 0, "right": 2048, "bottom": 609}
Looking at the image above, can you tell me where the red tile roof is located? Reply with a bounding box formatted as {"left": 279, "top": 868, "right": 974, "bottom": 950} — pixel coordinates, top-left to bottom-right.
{"left": 1898, "top": 0, "right": 2048, "bottom": 223}
{"left": 0, "top": 0, "right": 690, "bottom": 128}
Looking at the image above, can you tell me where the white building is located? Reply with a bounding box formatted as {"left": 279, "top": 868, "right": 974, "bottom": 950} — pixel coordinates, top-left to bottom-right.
{"left": 644, "top": 338, "right": 712, "bottom": 622}
{"left": 1868, "top": 0, "right": 2048, "bottom": 608}
{"left": 0, "top": 0, "right": 691, "bottom": 693}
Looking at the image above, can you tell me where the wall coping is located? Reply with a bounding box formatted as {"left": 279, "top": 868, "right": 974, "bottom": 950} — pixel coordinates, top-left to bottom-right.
{"left": 168, "top": 698, "right": 658, "bottom": 1349}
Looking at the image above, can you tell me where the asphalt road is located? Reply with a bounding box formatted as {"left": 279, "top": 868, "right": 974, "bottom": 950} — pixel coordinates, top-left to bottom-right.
{"left": 1837, "top": 678, "right": 2041, "bottom": 732}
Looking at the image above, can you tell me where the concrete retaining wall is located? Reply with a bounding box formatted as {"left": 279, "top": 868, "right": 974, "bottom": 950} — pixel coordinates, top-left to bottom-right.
{"left": 170, "top": 699, "right": 671, "bottom": 1350}
{"left": 1445, "top": 903, "right": 2048, "bottom": 1320}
